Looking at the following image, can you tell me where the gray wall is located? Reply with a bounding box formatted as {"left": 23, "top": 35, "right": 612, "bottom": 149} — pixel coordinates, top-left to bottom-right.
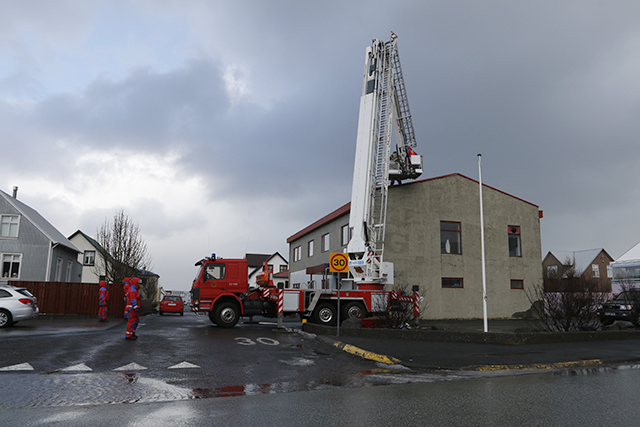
{"left": 385, "top": 174, "right": 542, "bottom": 319}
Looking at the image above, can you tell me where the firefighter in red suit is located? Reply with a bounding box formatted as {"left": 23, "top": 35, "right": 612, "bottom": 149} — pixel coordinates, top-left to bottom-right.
{"left": 98, "top": 281, "right": 109, "bottom": 322}
{"left": 123, "top": 277, "right": 131, "bottom": 319}
{"left": 125, "top": 277, "right": 140, "bottom": 340}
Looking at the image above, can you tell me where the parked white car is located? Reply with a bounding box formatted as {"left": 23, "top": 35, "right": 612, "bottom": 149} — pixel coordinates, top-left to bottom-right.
{"left": 0, "top": 285, "right": 39, "bottom": 327}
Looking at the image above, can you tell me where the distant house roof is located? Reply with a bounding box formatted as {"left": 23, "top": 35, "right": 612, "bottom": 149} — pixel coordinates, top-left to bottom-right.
{"left": 614, "top": 241, "right": 640, "bottom": 264}
{"left": 69, "top": 229, "right": 105, "bottom": 252}
{"left": 247, "top": 252, "right": 288, "bottom": 279}
{"left": 549, "top": 248, "right": 612, "bottom": 274}
{"left": 0, "top": 189, "right": 79, "bottom": 253}
{"left": 286, "top": 173, "right": 541, "bottom": 243}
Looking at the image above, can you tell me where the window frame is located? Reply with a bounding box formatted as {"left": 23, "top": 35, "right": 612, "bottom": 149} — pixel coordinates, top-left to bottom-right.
{"left": 1, "top": 253, "right": 22, "bottom": 279}
{"left": 321, "top": 233, "right": 330, "bottom": 253}
{"left": 307, "top": 239, "right": 314, "bottom": 258}
{"left": 83, "top": 250, "right": 96, "bottom": 266}
{"left": 293, "top": 246, "right": 302, "bottom": 262}
{"left": 508, "top": 226, "right": 522, "bottom": 257}
{"left": 510, "top": 279, "right": 524, "bottom": 290}
{"left": 440, "top": 221, "right": 462, "bottom": 254}
{"left": 592, "top": 264, "right": 600, "bottom": 278}
{"left": 442, "top": 277, "right": 463, "bottom": 288}
{"left": 0, "top": 215, "right": 20, "bottom": 238}
{"left": 341, "top": 225, "right": 351, "bottom": 246}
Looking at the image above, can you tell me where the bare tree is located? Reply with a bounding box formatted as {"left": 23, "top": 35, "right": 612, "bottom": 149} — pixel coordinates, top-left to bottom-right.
{"left": 95, "top": 210, "right": 153, "bottom": 285}
{"left": 526, "top": 260, "right": 608, "bottom": 331}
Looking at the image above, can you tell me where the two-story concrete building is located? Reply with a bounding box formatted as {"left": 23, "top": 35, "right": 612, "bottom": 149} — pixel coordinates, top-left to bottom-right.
{"left": 287, "top": 174, "right": 543, "bottom": 320}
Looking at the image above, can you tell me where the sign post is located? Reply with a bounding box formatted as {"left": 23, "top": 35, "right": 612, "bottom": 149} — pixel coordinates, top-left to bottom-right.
{"left": 330, "top": 253, "right": 349, "bottom": 336}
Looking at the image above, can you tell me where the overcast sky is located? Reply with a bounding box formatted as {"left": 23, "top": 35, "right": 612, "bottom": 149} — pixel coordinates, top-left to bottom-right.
{"left": 3, "top": 1, "right": 640, "bottom": 290}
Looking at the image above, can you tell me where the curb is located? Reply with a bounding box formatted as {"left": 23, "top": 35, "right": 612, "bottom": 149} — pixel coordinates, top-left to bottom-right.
{"left": 463, "top": 359, "right": 603, "bottom": 372}
{"left": 286, "top": 327, "right": 402, "bottom": 365}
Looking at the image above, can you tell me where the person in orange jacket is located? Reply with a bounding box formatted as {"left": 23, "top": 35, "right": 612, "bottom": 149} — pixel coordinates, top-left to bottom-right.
{"left": 123, "top": 277, "right": 131, "bottom": 319}
{"left": 125, "top": 277, "right": 141, "bottom": 340}
{"left": 98, "top": 281, "right": 109, "bottom": 322}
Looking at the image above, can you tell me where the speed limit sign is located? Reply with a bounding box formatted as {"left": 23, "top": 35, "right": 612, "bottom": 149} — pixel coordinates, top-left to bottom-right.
{"left": 330, "top": 253, "right": 349, "bottom": 273}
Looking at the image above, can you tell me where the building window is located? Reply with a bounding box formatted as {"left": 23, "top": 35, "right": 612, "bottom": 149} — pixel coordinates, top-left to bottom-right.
{"left": 55, "top": 258, "right": 63, "bottom": 281}
{"left": 440, "top": 222, "right": 461, "bottom": 254}
{"left": 321, "top": 233, "right": 330, "bottom": 252}
{"left": 308, "top": 240, "right": 314, "bottom": 258}
{"left": 547, "top": 265, "right": 558, "bottom": 278}
{"left": 1, "top": 253, "right": 21, "bottom": 278}
{"left": 267, "top": 264, "right": 274, "bottom": 272}
{"left": 293, "top": 246, "right": 302, "bottom": 262}
{"left": 511, "top": 279, "right": 524, "bottom": 290}
{"left": 341, "top": 225, "right": 351, "bottom": 246}
{"left": 280, "top": 265, "right": 287, "bottom": 272}
{"left": 442, "top": 278, "right": 463, "bottom": 288}
{"left": 607, "top": 265, "right": 613, "bottom": 279}
{"left": 66, "top": 261, "right": 73, "bottom": 282}
{"left": 83, "top": 250, "right": 95, "bottom": 266}
{"left": 592, "top": 264, "right": 600, "bottom": 278}
{"left": 0, "top": 215, "right": 19, "bottom": 238}
{"left": 508, "top": 226, "right": 521, "bottom": 257}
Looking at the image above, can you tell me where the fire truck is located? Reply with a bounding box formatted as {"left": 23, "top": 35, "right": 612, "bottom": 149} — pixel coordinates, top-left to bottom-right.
{"left": 190, "top": 33, "right": 422, "bottom": 327}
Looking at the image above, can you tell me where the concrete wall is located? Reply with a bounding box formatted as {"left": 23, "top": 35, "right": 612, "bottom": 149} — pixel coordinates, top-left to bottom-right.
{"left": 385, "top": 174, "right": 542, "bottom": 319}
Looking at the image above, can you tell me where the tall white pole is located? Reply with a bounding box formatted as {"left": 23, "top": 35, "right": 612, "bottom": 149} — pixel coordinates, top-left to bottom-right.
{"left": 478, "top": 154, "right": 488, "bottom": 332}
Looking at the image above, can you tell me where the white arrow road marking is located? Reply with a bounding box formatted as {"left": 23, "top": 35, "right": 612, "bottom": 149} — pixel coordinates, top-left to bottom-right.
{"left": 114, "top": 362, "right": 147, "bottom": 371}
{"left": 60, "top": 363, "right": 92, "bottom": 372}
{"left": 168, "top": 361, "right": 201, "bottom": 369}
{"left": 0, "top": 362, "right": 34, "bottom": 371}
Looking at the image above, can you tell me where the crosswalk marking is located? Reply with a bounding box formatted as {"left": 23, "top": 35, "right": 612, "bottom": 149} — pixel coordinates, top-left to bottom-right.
{"left": 168, "top": 361, "right": 200, "bottom": 369}
{"left": 61, "top": 363, "right": 92, "bottom": 372}
{"left": 0, "top": 362, "right": 34, "bottom": 371}
{"left": 114, "top": 362, "right": 147, "bottom": 371}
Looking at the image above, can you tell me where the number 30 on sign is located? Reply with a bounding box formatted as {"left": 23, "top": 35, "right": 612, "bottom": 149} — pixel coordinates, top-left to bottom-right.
{"left": 330, "top": 253, "right": 349, "bottom": 273}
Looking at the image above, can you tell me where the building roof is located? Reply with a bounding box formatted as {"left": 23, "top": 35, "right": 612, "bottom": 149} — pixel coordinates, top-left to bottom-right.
{"left": 548, "top": 248, "right": 611, "bottom": 274}
{"left": 0, "top": 189, "right": 79, "bottom": 253}
{"left": 68, "top": 229, "right": 105, "bottom": 252}
{"left": 614, "top": 241, "right": 640, "bottom": 264}
{"left": 286, "top": 173, "right": 540, "bottom": 243}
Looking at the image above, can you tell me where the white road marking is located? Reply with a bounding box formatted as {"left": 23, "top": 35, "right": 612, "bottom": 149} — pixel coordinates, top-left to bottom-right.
{"left": 0, "top": 362, "right": 34, "bottom": 371}
{"left": 168, "top": 361, "right": 200, "bottom": 369}
{"left": 114, "top": 362, "right": 147, "bottom": 371}
{"left": 61, "top": 363, "right": 92, "bottom": 372}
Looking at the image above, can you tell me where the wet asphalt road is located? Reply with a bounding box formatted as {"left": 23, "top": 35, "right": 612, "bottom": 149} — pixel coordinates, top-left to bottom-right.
{"left": 0, "top": 311, "right": 407, "bottom": 409}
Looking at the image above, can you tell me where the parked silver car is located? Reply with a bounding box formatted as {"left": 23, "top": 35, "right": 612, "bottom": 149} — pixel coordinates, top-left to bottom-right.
{"left": 0, "top": 285, "right": 39, "bottom": 327}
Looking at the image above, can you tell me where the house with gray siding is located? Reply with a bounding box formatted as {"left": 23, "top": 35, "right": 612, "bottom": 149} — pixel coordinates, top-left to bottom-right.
{"left": 0, "top": 187, "right": 82, "bottom": 284}
{"left": 286, "top": 174, "right": 544, "bottom": 320}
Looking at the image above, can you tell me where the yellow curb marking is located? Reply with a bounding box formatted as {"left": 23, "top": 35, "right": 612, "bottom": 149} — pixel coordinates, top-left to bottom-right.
{"left": 471, "top": 359, "right": 603, "bottom": 371}
{"left": 332, "top": 342, "right": 401, "bottom": 365}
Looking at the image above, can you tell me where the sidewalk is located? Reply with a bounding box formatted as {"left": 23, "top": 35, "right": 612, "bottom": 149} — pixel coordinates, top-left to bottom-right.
{"left": 303, "top": 319, "right": 640, "bottom": 371}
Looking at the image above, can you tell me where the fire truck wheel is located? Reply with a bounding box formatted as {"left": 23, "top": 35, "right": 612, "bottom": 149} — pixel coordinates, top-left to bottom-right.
{"left": 343, "top": 302, "right": 366, "bottom": 320}
{"left": 214, "top": 302, "right": 240, "bottom": 328}
{"left": 312, "top": 303, "right": 336, "bottom": 326}
{"left": 208, "top": 310, "right": 217, "bottom": 325}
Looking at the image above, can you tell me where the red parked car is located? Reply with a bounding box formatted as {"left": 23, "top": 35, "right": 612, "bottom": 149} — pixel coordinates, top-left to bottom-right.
{"left": 159, "top": 295, "right": 184, "bottom": 316}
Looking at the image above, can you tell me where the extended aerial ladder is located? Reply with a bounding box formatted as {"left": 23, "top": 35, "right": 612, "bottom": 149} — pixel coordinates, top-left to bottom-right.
{"left": 347, "top": 33, "right": 423, "bottom": 289}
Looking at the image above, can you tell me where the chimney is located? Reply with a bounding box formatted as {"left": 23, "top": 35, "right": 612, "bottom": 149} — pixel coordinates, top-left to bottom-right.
{"left": 12, "top": 186, "right": 18, "bottom": 199}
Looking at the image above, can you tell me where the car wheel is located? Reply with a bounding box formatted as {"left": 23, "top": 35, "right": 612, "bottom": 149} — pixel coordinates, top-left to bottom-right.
{"left": 312, "top": 303, "right": 337, "bottom": 326}
{"left": 214, "top": 302, "right": 240, "bottom": 328}
{"left": 0, "top": 309, "right": 13, "bottom": 328}
{"left": 343, "top": 301, "right": 366, "bottom": 320}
